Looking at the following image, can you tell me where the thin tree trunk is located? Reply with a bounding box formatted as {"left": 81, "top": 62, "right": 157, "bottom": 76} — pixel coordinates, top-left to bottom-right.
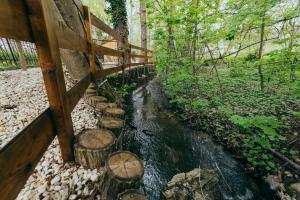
{"left": 106, "top": 0, "right": 129, "bottom": 85}
{"left": 205, "top": 44, "right": 224, "bottom": 100}
{"left": 257, "top": 15, "right": 265, "bottom": 91}
{"left": 192, "top": 0, "right": 199, "bottom": 73}
{"left": 140, "top": 1, "right": 148, "bottom": 73}
{"left": 15, "top": 40, "right": 26, "bottom": 70}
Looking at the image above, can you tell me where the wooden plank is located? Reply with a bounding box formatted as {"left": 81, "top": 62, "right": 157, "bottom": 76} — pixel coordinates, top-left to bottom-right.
{"left": 129, "top": 44, "right": 154, "bottom": 53}
{"left": 56, "top": 21, "right": 88, "bottom": 53}
{"left": 0, "top": 108, "right": 56, "bottom": 200}
{"left": 103, "top": 66, "right": 123, "bottom": 76}
{"left": 146, "top": 62, "right": 156, "bottom": 65}
{"left": 25, "top": 0, "right": 75, "bottom": 162}
{"left": 93, "top": 44, "right": 124, "bottom": 57}
{"left": 65, "top": 74, "right": 91, "bottom": 113}
{"left": 0, "top": 0, "right": 33, "bottom": 42}
{"left": 83, "top": 6, "right": 96, "bottom": 76}
{"left": 91, "top": 13, "right": 121, "bottom": 41}
{"left": 94, "top": 66, "right": 123, "bottom": 79}
{"left": 130, "top": 54, "right": 145, "bottom": 58}
{"left": 128, "top": 62, "right": 145, "bottom": 67}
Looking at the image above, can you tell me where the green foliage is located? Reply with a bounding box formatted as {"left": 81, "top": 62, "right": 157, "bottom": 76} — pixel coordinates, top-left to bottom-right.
{"left": 191, "top": 99, "right": 209, "bottom": 110}
{"left": 105, "top": 0, "right": 128, "bottom": 36}
{"left": 146, "top": 0, "right": 300, "bottom": 174}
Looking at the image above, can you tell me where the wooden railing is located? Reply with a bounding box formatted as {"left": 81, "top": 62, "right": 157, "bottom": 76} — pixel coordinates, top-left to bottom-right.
{"left": 0, "top": 1, "right": 155, "bottom": 199}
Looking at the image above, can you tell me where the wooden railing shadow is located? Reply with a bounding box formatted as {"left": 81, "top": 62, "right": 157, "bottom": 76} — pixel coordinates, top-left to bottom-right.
{"left": 0, "top": 1, "right": 155, "bottom": 199}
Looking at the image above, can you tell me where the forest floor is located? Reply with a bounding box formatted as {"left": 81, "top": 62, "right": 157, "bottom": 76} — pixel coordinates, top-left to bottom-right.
{"left": 161, "top": 66, "right": 300, "bottom": 198}
{"left": 0, "top": 68, "right": 104, "bottom": 200}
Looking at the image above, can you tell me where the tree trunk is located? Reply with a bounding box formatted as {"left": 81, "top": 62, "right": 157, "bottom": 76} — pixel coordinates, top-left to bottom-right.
{"left": 140, "top": 1, "right": 147, "bottom": 65}
{"left": 106, "top": 0, "right": 129, "bottom": 85}
{"left": 257, "top": 15, "right": 265, "bottom": 91}
{"left": 15, "top": 40, "right": 27, "bottom": 70}
{"left": 192, "top": 0, "right": 199, "bottom": 73}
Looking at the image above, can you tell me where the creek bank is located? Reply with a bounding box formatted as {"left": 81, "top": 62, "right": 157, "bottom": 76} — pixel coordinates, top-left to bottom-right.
{"left": 161, "top": 168, "right": 220, "bottom": 200}
{"left": 158, "top": 77, "right": 299, "bottom": 199}
{"left": 123, "top": 78, "right": 272, "bottom": 200}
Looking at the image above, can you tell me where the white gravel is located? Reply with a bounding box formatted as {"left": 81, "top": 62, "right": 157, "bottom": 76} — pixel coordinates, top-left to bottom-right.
{"left": 0, "top": 68, "right": 104, "bottom": 199}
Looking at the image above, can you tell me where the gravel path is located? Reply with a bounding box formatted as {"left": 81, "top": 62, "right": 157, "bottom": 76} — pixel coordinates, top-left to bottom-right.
{"left": 0, "top": 68, "right": 104, "bottom": 199}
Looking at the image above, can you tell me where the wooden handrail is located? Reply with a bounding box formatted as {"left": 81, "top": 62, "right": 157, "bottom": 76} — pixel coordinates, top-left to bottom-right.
{"left": 130, "top": 54, "right": 145, "bottom": 58}
{"left": 91, "top": 13, "right": 121, "bottom": 41}
{"left": 0, "top": 1, "right": 155, "bottom": 199}
{"left": 0, "top": 108, "right": 56, "bottom": 200}
{"left": 93, "top": 43, "right": 124, "bottom": 57}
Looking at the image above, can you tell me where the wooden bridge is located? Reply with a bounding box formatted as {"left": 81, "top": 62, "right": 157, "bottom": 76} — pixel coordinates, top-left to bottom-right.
{"left": 0, "top": 1, "right": 155, "bottom": 199}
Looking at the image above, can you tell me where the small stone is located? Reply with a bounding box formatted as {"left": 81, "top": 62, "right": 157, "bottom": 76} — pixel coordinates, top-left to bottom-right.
{"left": 83, "top": 186, "right": 89, "bottom": 196}
{"left": 290, "top": 183, "right": 300, "bottom": 198}
{"left": 69, "top": 194, "right": 77, "bottom": 200}
{"left": 90, "top": 174, "right": 97, "bottom": 182}
{"left": 37, "top": 186, "right": 46, "bottom": 194}
{"left": 51, "top": 175, "right": 61, "bottom": 185}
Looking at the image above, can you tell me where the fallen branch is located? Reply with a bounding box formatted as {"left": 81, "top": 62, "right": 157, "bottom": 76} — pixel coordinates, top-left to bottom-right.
{"left": 287, "top": 137, "right": 300, "bottom": 147}
{"left": 268, "top": 147, "right": 300, "bottom": 175}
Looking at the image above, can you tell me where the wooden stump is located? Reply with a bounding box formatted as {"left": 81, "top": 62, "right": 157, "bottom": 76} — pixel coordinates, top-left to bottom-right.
{"left": 74, "top": 129, "right": 116, "bottom": 169}
{"left": 100, "top": 151, "right": 144, "bottom": 200}
{"left": 88, "top": 96, "right": 108, "bottom": 107}
{"left": 86, "top": 88, "right": 97, "bottom": 96}
{"left": 118, "top": 190, "right": 149, "bottom": 200}
{"left": 98, "top": 117, "right": 125, "bottom": 137}
{"left": 107, "top": 102, "right": 118, "bottom": 108}
{"left": 95, "top": 102, "right": 109, "bottom": 114}
{"left": 104, "top": 107, "right": 125, "bottom": 119}
{"left": 88, "top": 83, "right": 96, "bottom": 89}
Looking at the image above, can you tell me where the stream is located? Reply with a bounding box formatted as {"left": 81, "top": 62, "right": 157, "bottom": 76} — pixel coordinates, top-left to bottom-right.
{"left": 125, "top": 78, "right": 268, "bottom": 200}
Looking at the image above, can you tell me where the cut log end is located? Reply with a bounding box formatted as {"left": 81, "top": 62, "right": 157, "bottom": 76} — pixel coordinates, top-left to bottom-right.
{"left": 86, "top": 88, "right": 97, "bottom": 95}
{"left": 98, "top": 117, "right": 124, "bottom": 137}
{"left": 88, "top": 83, "right": 96, "bottom": 89}
{"left": 95, "top": 102, "right": 109, "bottom": 113}
{"left": 118, "top": 190, "right": 149, "bottom": 200}
{"left": 74, "top": 129, "right": 116, "bottom": 169}
{"left": 88, "top": 96, "right": 108, "bottom": 107}
{"left": 105, "top": 107, "right": 125, "bottom": 119}
{"left": 100, "top": 151, "right": 144, "bottom": 199}
{"left": 108, "top": 151, "right": 144, "bottom": 181}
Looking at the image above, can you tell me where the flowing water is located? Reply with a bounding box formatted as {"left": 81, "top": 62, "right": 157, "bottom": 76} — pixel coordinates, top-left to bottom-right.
{"left": 126, "top": 78, "right": 268, "bottom": 200}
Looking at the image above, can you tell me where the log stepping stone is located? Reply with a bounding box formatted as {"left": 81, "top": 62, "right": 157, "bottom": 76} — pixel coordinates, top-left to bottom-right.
{"left": 107, "top": 102, "right": 118, "bottom": 108}
{"left": 88, "top": 96, "right": 108, "bottom": 107}
{"left": 98, "top": 116, "right": 124, "bottom": 137}
{"left": 104, "top": 107, "right": 125, "bottom": 119}
{"left": 95, "top": 102, "right": 109, "bottom": 113}
{"left": 74, "top": 129, "right": 116, "bottom": 169}
{"left": 86, "top": 88, "right": 97, "bottom": 97}
{"left": 118, "top": 190, "right": 149, "bottom": 200}
{"left": 88, "top": 83, "right": 96, "bottom": 89}
{"left": 100, "top": 151, "right": 144, "bottom": 200}
{"left": 95, "top": 102, "right": 119, "bottom": 115}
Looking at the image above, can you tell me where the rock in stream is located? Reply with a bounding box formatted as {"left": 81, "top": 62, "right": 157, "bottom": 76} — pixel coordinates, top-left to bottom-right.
{"left": 161, "top": 168, "right": 220, "bottom": 200}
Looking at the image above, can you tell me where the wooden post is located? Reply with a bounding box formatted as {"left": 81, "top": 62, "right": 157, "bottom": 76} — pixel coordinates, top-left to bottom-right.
{"left": 128, "top": 44, "right": 132, "bottom": 78}
{"left": 122, "top": 39, "right": 129, "bottom": 85}
{"left": 83, "top": 6, "right": 96, "bottom": 79}
{"left": 15, "top": 40, "right": 27, "bottom": 70}
{"left": 25, "top": 0, "right": 75, "bottom": 162}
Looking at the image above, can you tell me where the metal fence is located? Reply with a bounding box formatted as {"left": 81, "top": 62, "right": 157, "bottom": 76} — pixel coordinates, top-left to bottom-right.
{"left": 0, "top": 38, "right": 38, "bottom": 68}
